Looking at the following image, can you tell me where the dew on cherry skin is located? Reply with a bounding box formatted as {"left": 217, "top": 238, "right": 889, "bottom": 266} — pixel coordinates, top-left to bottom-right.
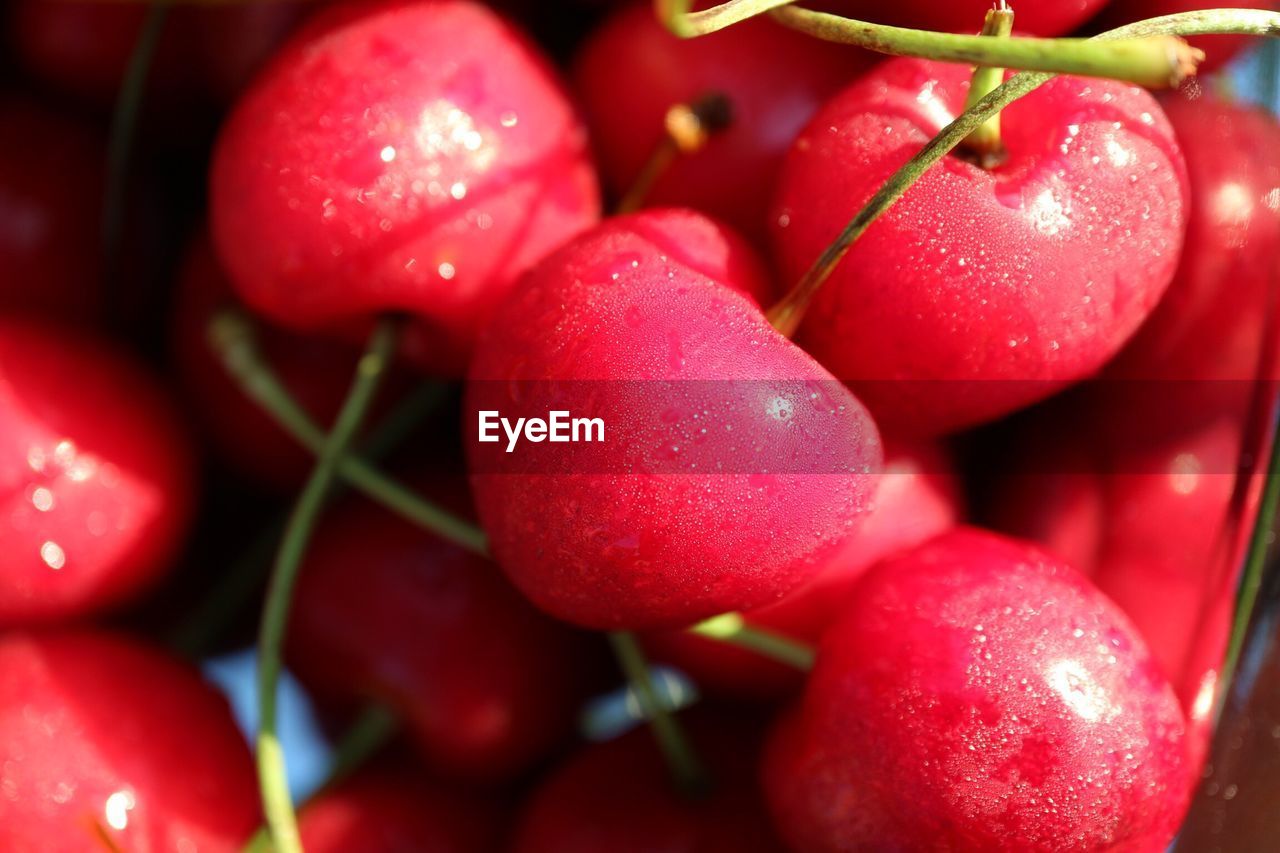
{"left": 468, "top": 214, "right": 879, "bottom": 629}
{"left": 2, "top": 320, "right": 196, "bottom": 624}
{"left": 0, "top": 632, "right": 260, "bottom": 849}
{"left": 765, "top": 528, "right": 1188, "bottom": 851}
{"left": 770, "top": 57, "right": 1187, "bottom": 435}
{"left": 210, "top": 0, "right": 600, "bottom": 374}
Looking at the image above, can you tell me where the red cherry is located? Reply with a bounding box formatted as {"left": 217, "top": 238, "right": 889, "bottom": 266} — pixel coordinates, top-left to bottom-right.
{"left": 0, "top": 98, "right": 103, "bottom": 322}
{"left": 171, "top": 233, "right": 408, "bottom": 492}
{"left": 0, "top": 318, "right": 196, "bottom": 624}
{"left": 644, "top": 438, "right": 962, "bottom": 698}
{"left": 813, "top": 0, "right": 1108, "bottom": 36}
{"left": 210, "top": 0, "right": 600, "bottom": 374}
{"left": 573, "top": 2, "right": 873, "bottom": 241}
{"left": 0, "top": 630, "right": 260, "bottom": 851}
{"left": 466, "top": 209, "right": 882, "bottom": 630}
{"left": 286, "top": 491, "right": 596, "bottom": 780}
{"left": 1094, "top": 1, "right": 1275, "bottom": 73}
{"left": 764, "top": 528, "right": 1189, "bottom": 851}
{"left": 1108, "top": 91, "right": 1280, "bottom": 384}
{"left": 298, "top": 765, "right": 502, "bottom": 852}
{"left": 6, "top": 0, "right": 309, "bottom": 109}
{"left": 770, "top": 58, "right": 1188, "bottom": 434}
{"left": 990, "top": 92, "right": 1280, "bottom": 768}
{"left": 513, "top": 715, "right": 783, "bottom": 853}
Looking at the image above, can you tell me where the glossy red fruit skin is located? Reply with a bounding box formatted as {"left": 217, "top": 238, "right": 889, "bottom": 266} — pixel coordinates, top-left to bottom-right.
{"left": 0, "top": 99, "right": 103, "bottom": 321}
{"left": 286, "top": 492, "right": 594, "bottom": 780}
{"left": 644, "top": 438, "right": 961, "bottom": 697}
{"left": 172, "top": 234, "right": 402, "bottom": 492}
{"left": 7, "top": 0, "right": 308, "bottom": 108}
{"left": 1094, "top": 1, "right": 1275, "bottom": 73}
{"left": 298, "top": 766, "right": 501, "bottom": 852}
{"left": 573, "top": 3, "right": 873, "bottom": 241}
{"left": 1108, "top": 91, "right": 1280, "bottom": 385}
{"left": 765, "top": 528, "right": 1189, "bottom": 852}
{"left": 467, "top": 209, "right": 882, "bottom": 630}
{"left": 513, "top": 715, "right": 783, "bottom": 853}
{"left": 0, "top": 630, "right": 260, "bottom": 852}
{"left": 991, "top": 92, "right": 1280, "bottom": 770}
{"left": 0, "top": 319, "right": 196, "bottom": 624}
{"left": 211, "top": 0, "right": 600, "bottom": 374}
{"left": 771, "top": 58, "right": 1188, "bottom": 435}
{"left": 815, "top": 0, "right": 1108, "bottom": 36}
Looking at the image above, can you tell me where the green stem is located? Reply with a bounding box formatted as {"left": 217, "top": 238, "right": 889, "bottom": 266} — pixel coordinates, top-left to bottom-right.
{"left": 255, "top": 317, "right": 400, "bottom": 853}
{"left": 658, "top": 0, "right": 1199, "bottom": 88}
{"left": 209, "top": 311, "right": 487, "bottom": 556}
{"left": 767, "top": 8, "right": 1280, "bottom": 337}
{"left": 656, "top": 0, "right": 797, "bottom": 38}
{"left": 962, "top": 2, "right": 1015, "bottom": 163}
{"left": 608, "top": 632, "right": 709, "bottom": 796}
{"left": 769, "top": 7, "right": 1198, "bottom": 88}
{"left": 1222, "top": 418, "right": 1280, "bottom": 697}
{"left": 243, "top": 704, "right": 398, "bottom": 853}
{"left": 688, "top": 613, "right": 816, "bottom": 670}
{"left": 103, "top": 1, "right": 168, "bottom": 319}
{"left": 208, "top": 314, "right": 716, "bottom": 798}
{"left": 168, "top": 382, "right": 446, "bottom": 658}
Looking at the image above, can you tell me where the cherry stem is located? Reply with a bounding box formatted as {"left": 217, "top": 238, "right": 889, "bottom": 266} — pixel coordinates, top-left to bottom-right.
{"left": 617, "top": 93, "right": 734, "bottom": 214}
{"left": 656, "top": 0, "right": 796, "bottom": 37}
{"left": 608, "top": 631, "right": 710, "bottom": 797}
{"left": 243, "top": 703, "right": 398, "bottom": 853}
{"left": 769, "top": 7, "right": 1198, "bottom": 88}
{"left": 255, "top": 316, "right": 400, "bottom": 853}
{"left": 690, "top": 612, "right": 816, "bottom": 670}
{"left": 766, "top": 8, "right": 1280, "bottom": 337}
{"left": 659, "top": 1, "right": 1200, "bottom": 89}
{"left": 208, "top": 311, "right": 720, "bottom": 793}
{"left": 961, "top": 2, "right": 1015, "bottom": 164}
{"left": 168, "top": 381, "right": 447, "bottom": 658}
{"left": 208, "top": 310, "right": 487, "bottom": 556}
{"left": 1222, "top": 411, "right": 1280, "bottom": 705}
{"left": 103, "top": 1, "right": 168, "bottom": 330}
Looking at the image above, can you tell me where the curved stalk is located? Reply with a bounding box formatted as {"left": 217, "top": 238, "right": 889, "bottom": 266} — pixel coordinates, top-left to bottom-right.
{"left": 767, "top": 8, "right": 1280, "bottom": 336}
{"left": 658, "top": 0, "right": 1199, "bottom": 88}
{"left": 255, "top": 317, "right": 400, "bottom": 853}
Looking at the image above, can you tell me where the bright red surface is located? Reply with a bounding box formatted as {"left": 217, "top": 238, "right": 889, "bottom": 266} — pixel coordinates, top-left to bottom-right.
{"left": 644, "top": 438, "right": 962, "bottom": 697}
{"left": 211, "top": 0, "right": 600, "bottom": 374}
{"left": 770, "top": 58, "right": 1188, "bottom": 434}
{"left": 467, "top": 210, "right": 882, "bottom": 630}
{"left": 0, "top": 631, "right": 259, "bottom": 852}
{"left": 764, "top": 528, "right": 1189, "bottom": 852}
{"left": 0, "top": 318, "right": 195, "bottom": 623}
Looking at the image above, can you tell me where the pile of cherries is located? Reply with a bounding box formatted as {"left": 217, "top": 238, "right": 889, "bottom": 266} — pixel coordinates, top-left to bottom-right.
{"left": 2, "top": 0, "right": 1278, "bottom": 850}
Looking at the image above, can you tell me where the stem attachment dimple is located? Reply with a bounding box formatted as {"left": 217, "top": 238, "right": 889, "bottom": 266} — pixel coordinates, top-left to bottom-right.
{"left": 962, "top": 2, "right": 1016, "bottom": 167}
